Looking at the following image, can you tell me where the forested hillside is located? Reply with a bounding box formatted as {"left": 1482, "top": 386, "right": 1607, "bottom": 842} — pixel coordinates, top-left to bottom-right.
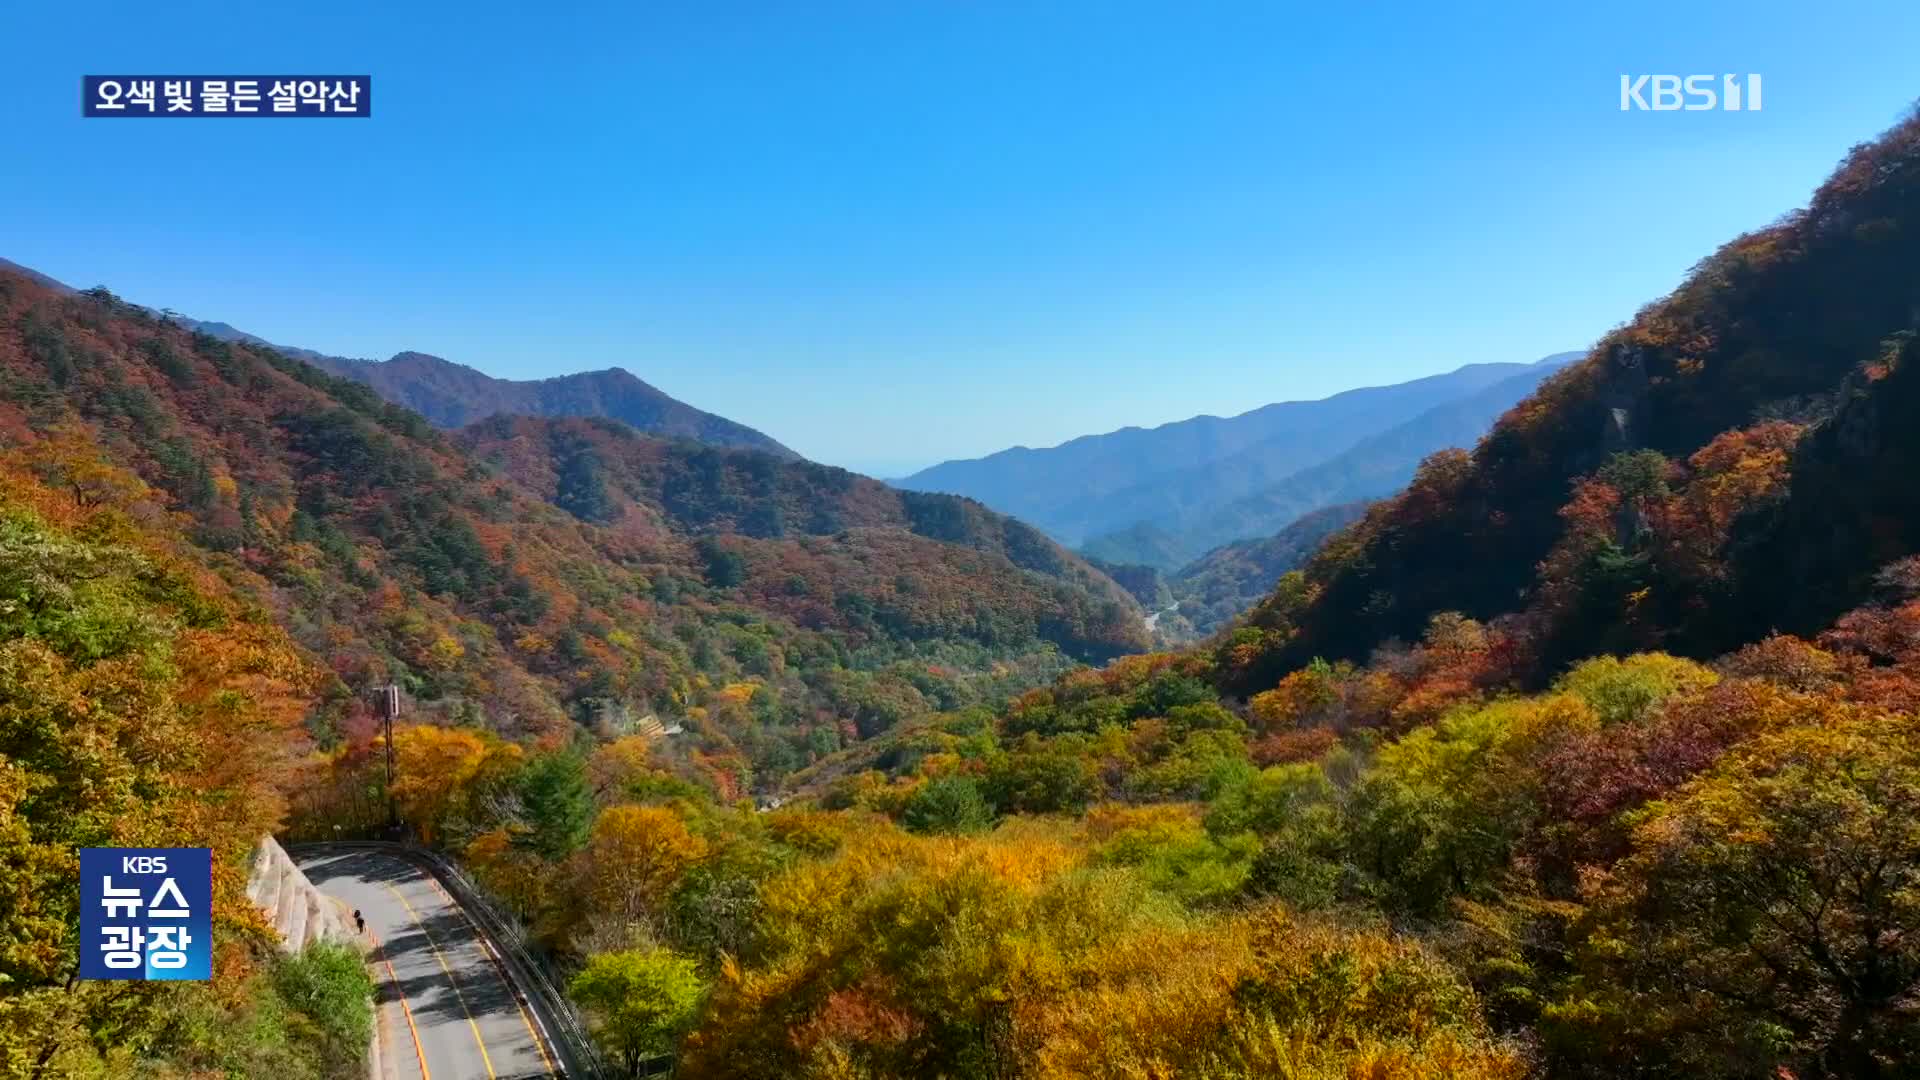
{"left": 1167, "top": 500, "right": 1372, "bottom": 635}
{"left": 456, "top": 414, "right": 1145, "bottom": 660}
{"left": 456, "top": 413, "right": 1126, "bottom": 589}
{"left": 0, "top": 451, "right": 371, "bottom": 1075}
{"left": 1222, "top": 108, "right": 1920, "bottom": 697}
{"left": 300, "top": 106, "right": 1920, "bottom": 1080}
{"left": 10, "top": 102, "right": 1920, "bottom": 1080}
{"left": 0, "top": 255, "right": 799, "bottom": 459}
{"left": 0, "top": 271, "right": 1143, "bottom": 801}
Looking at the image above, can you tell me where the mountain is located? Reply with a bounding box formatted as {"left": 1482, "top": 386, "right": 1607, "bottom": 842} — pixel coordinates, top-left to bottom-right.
{"left": 1127, "top": 357, "right": 1581, "bottom": 632}
{"left": 716, "top": 110, "right": 1920, "bottom": 1079}
{"left": 306, "top": 351, "right": 800, "bottom": 459}
{"left": 1223, "top": 106, "right": 1920, "bottom": 696}
{"left": 0, "top": 266, "right": 1144, "bottom": 789}
{"left": 1078, "top": 520, "right": 1191, "bottom": 569}
{"left": 454, "top": 413, "right": 1144, "bottom": 656}
{"left": 1167, "top": 499, "right": 1373, "bottom": 635}
{"left": 1069, "top": 353, "right": 1579, "bottom": 568}
{"left": 1081, "top": 554, "right": 1174, "bottom": 611}
{"left": 901, "top": 353, "right": 1578, "bottom": 560}
{"left": 1116, "top": 353, "right": 1583, "bottom": 565}
{"left": 20, "top": 105, "right": 1920, "bottom": 1080}
{"left": 0, "top": 255, "right": 798, "bottom": 459}
{"left": 0, "top": 256, "right": 75, "bottom": 295}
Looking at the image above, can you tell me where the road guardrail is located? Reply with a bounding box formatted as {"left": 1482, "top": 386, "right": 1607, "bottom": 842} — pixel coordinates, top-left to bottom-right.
{"left": 290, "top": 840, "right": 609, "bottom": 1079}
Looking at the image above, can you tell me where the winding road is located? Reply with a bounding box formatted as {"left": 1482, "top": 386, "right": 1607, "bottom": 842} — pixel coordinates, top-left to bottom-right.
{"left": 295, "top": 848, "right": 564, "bottom": 1079}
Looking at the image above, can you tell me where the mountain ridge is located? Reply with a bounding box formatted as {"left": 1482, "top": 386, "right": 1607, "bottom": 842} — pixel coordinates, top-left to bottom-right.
{"left": 0, "top": 266, "right": 1146, "bottom": 779}
{"left": 901, "top": 352, "right": 1580, "bottom": 553}
{"left": 0, "top": 255, "right": 798, "bottom": 459}
{"left": 306, "top": 349, "right": 800, "bottom": 458}
{"left": 1222, "top": 106, "right": 1920, "bottom": 695}
{"left": 1090, "top": 351, "right": 1584, "bottom": 567}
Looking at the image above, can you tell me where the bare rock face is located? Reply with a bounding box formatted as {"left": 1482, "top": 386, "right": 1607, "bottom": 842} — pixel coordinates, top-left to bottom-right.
{"left": 245, "top": 836, "right": 355, "bottom": 952}
{"left": 1599, "top": 342, "right": 1650, "bottom": 453}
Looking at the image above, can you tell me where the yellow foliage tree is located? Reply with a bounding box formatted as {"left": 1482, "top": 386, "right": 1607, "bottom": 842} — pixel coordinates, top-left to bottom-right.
{"left": 387, "top": 724, "right": 521, "bottom": 844}
{"left": 582, "top": 805, "right": 708, "bottom": 926}
{"left": 588, "top": 735, "right": 656, "bottom": 802}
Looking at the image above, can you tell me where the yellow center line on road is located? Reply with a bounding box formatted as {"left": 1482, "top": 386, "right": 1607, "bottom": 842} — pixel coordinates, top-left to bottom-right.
{"left": 422, "top": 874, "right": 561, "bottom": 1077}
{"left": 368, "top": 923, "right": 432, "bottom": 1080}
{"left": 382, "top": 879, "right": 498, "bottom": 1080}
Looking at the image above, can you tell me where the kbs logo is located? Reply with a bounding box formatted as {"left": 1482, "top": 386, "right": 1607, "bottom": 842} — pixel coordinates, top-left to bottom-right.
{"left": 79, "top": 848, "right": 212, "bottom": 981}
{"left": 1620, "top": 74, "right": 1762, "bottom": 112}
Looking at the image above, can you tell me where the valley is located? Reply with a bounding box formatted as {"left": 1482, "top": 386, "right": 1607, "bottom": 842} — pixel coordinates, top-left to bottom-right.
{"left": 5, "top": 24, "right": 1920, "bottom": 1079}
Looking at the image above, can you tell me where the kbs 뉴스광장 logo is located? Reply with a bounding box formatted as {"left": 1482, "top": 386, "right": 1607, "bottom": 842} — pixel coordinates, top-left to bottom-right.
{"left": 79, "top": 848, "right": 213, "bottom": 981}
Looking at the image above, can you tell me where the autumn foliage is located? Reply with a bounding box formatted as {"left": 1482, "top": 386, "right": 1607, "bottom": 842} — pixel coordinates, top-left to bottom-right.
{"left": 1228, "top": 109, "right": 1920, "bottom": 694}
{"left": 8, "top": 98, "right": 1920, "bottom": 1080}
{"left": 0, "top": 448, "right": 354, "bottom": 1073}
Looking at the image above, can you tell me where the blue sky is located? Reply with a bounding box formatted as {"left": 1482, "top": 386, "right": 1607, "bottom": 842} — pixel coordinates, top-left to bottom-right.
{"left": 2, "top": 2, "right": 1916, "bottom": 476}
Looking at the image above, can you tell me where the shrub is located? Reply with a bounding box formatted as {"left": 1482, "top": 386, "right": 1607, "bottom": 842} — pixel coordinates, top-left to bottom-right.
{"left": 271, "top": 940, "right": 375, "bottom": 1070}
{"left": 901, "top": 775, "right": 995, "bottom": 835}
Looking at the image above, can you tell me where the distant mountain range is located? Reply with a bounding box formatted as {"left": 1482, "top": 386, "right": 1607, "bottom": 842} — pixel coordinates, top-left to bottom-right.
{"left": 305, "top": 351, "right": 798, "bottom": 458}
{"left": 901, "top": 352, "right": 1582, "bottom": 569}
{"left": 0, "top": 256, "right": 796, "bottom": 459}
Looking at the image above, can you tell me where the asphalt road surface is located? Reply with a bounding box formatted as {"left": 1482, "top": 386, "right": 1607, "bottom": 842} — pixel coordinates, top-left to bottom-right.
{"left": 296, "top": 848, "right": 562, "bottom": 1079}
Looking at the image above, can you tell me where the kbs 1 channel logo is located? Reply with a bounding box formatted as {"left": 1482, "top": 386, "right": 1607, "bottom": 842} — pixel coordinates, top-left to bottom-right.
{"left": 79, "top": 848, "right": 213, "bottom": 981}
{"left": 82, "top": 76, "right": 370, "bottom": 117}
{"left": 1620, "top": 74, "right": 1762, "bottom": 112}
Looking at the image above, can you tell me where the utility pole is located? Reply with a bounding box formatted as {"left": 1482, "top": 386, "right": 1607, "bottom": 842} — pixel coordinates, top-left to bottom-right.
{"left": 377, "top": 684, "right": 402, "bottom": 831}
